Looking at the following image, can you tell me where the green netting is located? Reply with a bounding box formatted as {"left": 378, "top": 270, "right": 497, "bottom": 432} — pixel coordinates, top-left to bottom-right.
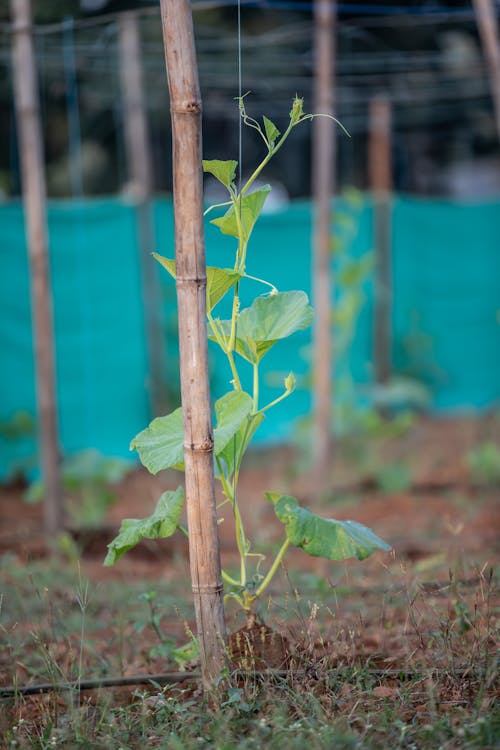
{"left": 1, "top": 194, "right": 499, "bottom": 479}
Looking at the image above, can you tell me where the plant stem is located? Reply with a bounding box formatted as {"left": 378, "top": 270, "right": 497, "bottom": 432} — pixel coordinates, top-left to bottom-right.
{"left": 221, "top": 569, "right": 240, "bottom": 587}
{"left": 252, "top": 363, "right": 259, "bottom": 412}
{"left": 215, "top": 456, "right": 247, "bottom": 586}
{"left": 254, "top": 538, "right": 291, "bottom": 599}
{"left": 260, "top": 387, "right": 293, "bottom": 414}
{"left": 241, "top": 121, "right": 294, "bottom": 197}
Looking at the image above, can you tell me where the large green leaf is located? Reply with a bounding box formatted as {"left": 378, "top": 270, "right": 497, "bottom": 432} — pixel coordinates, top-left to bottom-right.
{"left": 210, "top": 186, "right": 271, "bottom": 243}
{"left": 202, "top": 159, "right": 238, "bottom": 189}
{"left": 104, "top": 487, "right": 184, "bottom": 565}
{"left": 131, "top": 391, "right": 253, "bottom": 475}
{"left": 217, "top": 412, "right": 265, "bottom": 479}
{"left": 265, "top": 493, "right": 392, "bottom": 561}
{"left": 153, "top": 254, "right": 241, "bottom": 312}
{"left": 210, "top": 291, "right": 314, "bottom": 364}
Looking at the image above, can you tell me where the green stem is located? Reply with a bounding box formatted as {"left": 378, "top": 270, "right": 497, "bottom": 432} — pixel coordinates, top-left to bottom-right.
{"left": 226, "top": 350, "right": 242, "bottom": 391}
{"left": 215, "top": 456, "right": 247, "bottom": 586}
{"left": 259, "top": 386, "right": 293, "bottom": 414}
{"left": 221, "top": 569, "right": 240, "bottom": 587}
{"left": 252, "top": 362, "right": 259, "bottom": 413}
{"left": 254, "top": 538, "right": 291, "bottom": 599}
{"left": 241, "top": 121, "right": 294, "bottom": 197}
{"left": 244, "top": 273, "right": 278, "bottom": 294}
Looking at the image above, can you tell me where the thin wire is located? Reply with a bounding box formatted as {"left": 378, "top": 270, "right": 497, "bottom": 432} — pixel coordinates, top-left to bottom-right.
{"left": 232, "top": 0, "right": 243, "bottom": 512}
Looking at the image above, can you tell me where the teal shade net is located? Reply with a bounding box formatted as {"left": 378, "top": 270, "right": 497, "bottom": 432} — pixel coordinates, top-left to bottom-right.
{"left": 1, "top": 195, "right": 499, "bottom": 479}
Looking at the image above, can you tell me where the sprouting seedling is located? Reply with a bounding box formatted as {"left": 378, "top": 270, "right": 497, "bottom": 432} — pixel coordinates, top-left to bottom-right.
{"left": 104, "top": 97, "right": 390, "bottom": 620}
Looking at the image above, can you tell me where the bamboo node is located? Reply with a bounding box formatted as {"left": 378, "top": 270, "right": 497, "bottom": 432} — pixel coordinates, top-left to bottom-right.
{"left": 192, "top": 584, "right": 224, "bottom": 595}
{"left": 171, "top": 100, "right": 202, "bottom": 114}
{"left": 176, "top": 276, "right": 207, "bottom": 287}
{"left": 184, "top": 439, "right": 214, "bottom": 453}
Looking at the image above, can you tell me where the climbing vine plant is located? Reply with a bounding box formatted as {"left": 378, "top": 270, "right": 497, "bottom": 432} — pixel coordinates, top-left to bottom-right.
{"left": 105, "top": 97, "right": 391, "bottom": 615}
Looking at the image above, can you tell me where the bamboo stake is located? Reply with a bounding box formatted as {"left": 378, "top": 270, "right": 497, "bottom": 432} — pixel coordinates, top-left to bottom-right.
{"left": 10, "top": 0, "right": 63, "bottom": 535}
{"left": 312, "top": 0, "right": 336, "bottom": 493}
{"left": 159, "top": 0, "right": 226, "bottom": 684}
{"left": 119, "top": 11, "right": 168, "bottom": 416}
{"left": 369, "top": 95, "right": 393, "bottom": 385}
{"left": 472, "top": 0, "right": 500, "bottom": 140}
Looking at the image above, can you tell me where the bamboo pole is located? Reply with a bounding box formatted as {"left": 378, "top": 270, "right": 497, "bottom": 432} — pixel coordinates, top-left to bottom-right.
{"left": 159, "top": 0, "right": 226, "bottom": 683}
{"left": 312, "top": 0, "right": 336, "bottom": 493}
{"left": 472, "top": 0, "right": 500, "bottom": 140}
{"left": 119, "top": 11, "right": 168, "bottom": 416}
{"left": 10, "top": 0, "right": 63, "bottom": 535}
{"left": 369, "top": 95, "right": 393, "bottom": 385}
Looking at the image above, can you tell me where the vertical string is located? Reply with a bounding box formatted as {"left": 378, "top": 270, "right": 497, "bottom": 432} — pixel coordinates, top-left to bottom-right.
{"left": 232, "top": 0, "right": 242, "bottom": 513}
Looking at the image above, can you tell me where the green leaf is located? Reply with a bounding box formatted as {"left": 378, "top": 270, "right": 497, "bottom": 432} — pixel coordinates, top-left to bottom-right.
{"left": 210, "top": 186, "right": 271, "bottom": 243}
{"left": 131, "top": 392, "right": 253, "bottom": 475}
{"left": 202, "top": 159, "right": 238, "bottom": 189}
{"left": 104, "top": 487, "right": 184, "bottom": 565}
{"left": 209, "top": 291, "right": 314, "bottom": 364}
{"left": 214, "top": 391, "right": 253, "bottom": 456}
{"left": 217, "top": 412, "right": 264, "bottom": 479}
{"left": 153, "top": 254, "right": 241, "bottom": 312}
{"left": 265, "top": 493, "right": 392, "bottom": 561}
{"left": 131, "top": 407, "right": 185, "bottom": 474}
{"left": 263, "top": 116, "right": 280, "bottom": 146}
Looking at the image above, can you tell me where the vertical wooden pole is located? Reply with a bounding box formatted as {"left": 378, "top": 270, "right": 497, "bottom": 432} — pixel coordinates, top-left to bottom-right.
{"left": 119, "top": 11, "right": 168, "bottom": 416}
{"left": 10, "top": 0, "right": 63, "bottom": 535}
{"left": 159, "top": 0, "right": 226, "bottom": 684}
{"left": 312, "top": 0, "right": 336, "bottom": 492}
{"left": 369, "top": 95, "right": 393, "bottom": 385}
{"left": 473, "top": 0, "right": 500, "bottom": 140}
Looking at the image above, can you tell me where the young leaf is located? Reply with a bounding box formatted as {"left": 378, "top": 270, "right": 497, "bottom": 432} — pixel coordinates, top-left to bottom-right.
{"left": 213, "top": 391, "right": 253, "bottom": 456}
{"left": 202, "top": 159, "right": 238, "bottom": 189}
{"left": 265, "top": 493, "right": 392, "bottom": 561}
{"left": 217, "top": 412, "right": 265, "bottom": 479}
{"left": 153, "top": 254, "right": 242, "bottom": 312}
{"left": 263, "top": 115, "right": 280, "bottom": 146}
{"left": 131, "top": 392, "right": 253, "bottom": 475}
{"left": 104, "top": 487, "right": 184, "bottom": 565}
{"left": 209, "top": 291, "right": 314, "bottom": 364}
{"left": 210, "top": 185, "right": 271, "bottom": 243}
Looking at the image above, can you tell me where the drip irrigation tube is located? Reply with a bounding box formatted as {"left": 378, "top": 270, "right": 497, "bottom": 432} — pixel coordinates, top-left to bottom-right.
{"left": 0, "top": 666, "right": 492, "bottom": 699}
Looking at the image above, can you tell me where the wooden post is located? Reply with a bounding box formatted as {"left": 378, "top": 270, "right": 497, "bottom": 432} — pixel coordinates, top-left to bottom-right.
{"left": 119, "top": 10, "right": 168, "bottom": 416}
{"left": 10, "top": 0, "right": 63, "bottom": 535}
{"left": 472, "top": 0, "right": 500, "bottom": 140}
{"left": 369, "top": 95, "right": 393, "bottom": 385}
{"left": 312, "top": 0, "right": 336, "bottom": 492}
{"left": 159, "top": 0, "right": 226, "bottom": 684}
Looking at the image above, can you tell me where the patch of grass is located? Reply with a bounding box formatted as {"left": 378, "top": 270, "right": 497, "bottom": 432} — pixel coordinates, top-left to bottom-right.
{"left": 1, "top": 550, "right": 497, "bottom": 750}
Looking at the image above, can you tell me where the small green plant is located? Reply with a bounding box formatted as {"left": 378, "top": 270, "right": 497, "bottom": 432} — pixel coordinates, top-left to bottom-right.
{"left": 27, "top": 448, "right": 133, "bottom": 528}
{"left": 105, "top": 97, "right": 391, "bottom": 617}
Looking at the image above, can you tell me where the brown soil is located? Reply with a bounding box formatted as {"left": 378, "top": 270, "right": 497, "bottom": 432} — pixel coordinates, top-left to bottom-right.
{"left": 0, "top": 415, "right": 498, "bottom": 688}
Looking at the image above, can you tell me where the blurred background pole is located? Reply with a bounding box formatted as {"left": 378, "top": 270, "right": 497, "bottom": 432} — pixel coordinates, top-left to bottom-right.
{"left": 369, "top": 95, "right": 393, "bottom": 385}
{"left": 312, "top": 0, "right": 336, "bottom": 492}
{"left": 119, "top": 10, "right": 168, "bottom": 416}
{"left": 472, "top": 0, "right": 500, "bottom": 140}
{"left": 160, "top": 0, "right": 226, "bottom": 684}
{"left": 10, "top": 0, "right": 63, "bottom": 535}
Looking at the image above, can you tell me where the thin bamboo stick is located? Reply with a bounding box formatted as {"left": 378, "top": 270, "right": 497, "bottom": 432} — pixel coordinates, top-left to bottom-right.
{"left": 159, "top": 0, "right": 227, "bottom": 684}
{"left": 10, "top": 0, "right": 63, "bottom": 535}
{"left": 119, "top": 11, "right": 168, "bottom": 417}
{"left": 472, "top": 0, "right": 500, "bottom": 140}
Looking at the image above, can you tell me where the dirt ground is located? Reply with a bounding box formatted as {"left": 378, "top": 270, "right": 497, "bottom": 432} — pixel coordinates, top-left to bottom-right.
{"left": 0, "top": 415, "right": 499, "bottom": 686}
